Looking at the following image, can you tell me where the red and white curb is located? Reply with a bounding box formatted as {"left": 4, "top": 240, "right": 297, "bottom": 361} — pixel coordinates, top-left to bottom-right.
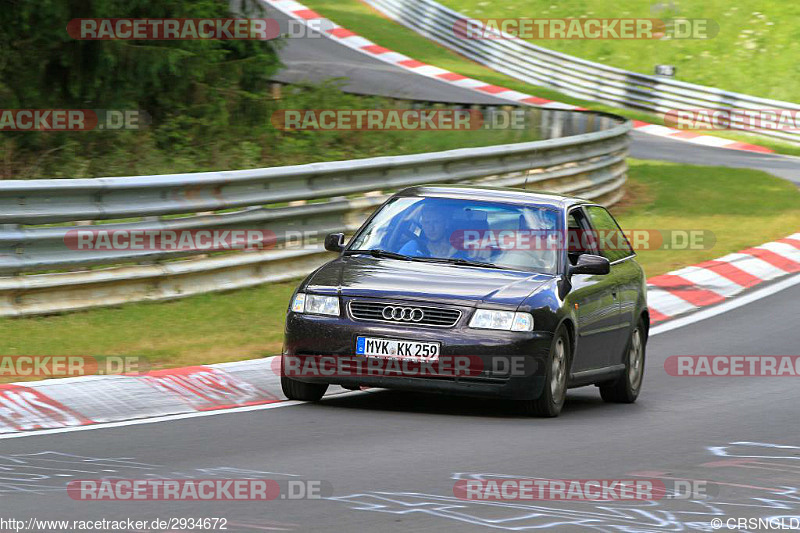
{"left": 0, "top": 359, "right": 349, "bottom": 435}
{"left": 263, "top": 0, "right": 773, "bottom": 154}
{"left": 0, "top": 361, "right": 281, "bottom": 434}
{"left": 648, "top": 233, "right": 800, "bottom": 323}
{"left": 2, "top": 232, "right": 797, "bottom": 435}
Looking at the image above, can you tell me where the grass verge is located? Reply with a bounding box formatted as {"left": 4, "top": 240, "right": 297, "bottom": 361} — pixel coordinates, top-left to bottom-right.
{"left": 2, "top": 86, "right": 541, "bottom": 179}
{"left": 439, "top": 0, "right": 798, "bottom": 102}
{"left": 301, "top": 0, "right": 800, "bottom": 156}
{"left": 0, "top": 159, "right": 797, "bottom": 378}
{"left": 613, "top": 160, "right": 800, "bottom": 275}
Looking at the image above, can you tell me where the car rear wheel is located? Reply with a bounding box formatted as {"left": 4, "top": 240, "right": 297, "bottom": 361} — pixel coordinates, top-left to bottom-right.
{"left": 599, "top": 319, "right": 646, "bottom": 403}
{"left": 281, "top": 374, "right": 328, "bottom": 402}
{"left": 521, "top": 327, "right": 570, "bottom": 418}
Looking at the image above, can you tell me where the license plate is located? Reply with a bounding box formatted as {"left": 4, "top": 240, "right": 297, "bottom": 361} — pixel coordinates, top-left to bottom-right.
{"left": 356, "top": 337, "right": 440, "bottom": 361}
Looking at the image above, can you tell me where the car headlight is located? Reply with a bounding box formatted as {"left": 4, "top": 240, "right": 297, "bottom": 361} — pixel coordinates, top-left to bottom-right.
{"left": 291, "top": 292, "right": 340, "bottom": 316}
{"left": 469, "top": 309, "right": 534, "bottom": 332}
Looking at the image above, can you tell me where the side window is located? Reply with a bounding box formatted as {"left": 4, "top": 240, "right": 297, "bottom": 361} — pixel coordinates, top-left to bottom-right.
{"left": 585, "top": 206, "right": 634, "bottom": 263}
{"left": 566, "top": 208, "right": 598, "bottom": 265}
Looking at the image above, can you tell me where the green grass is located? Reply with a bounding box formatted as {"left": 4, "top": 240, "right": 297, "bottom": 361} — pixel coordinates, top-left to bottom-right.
{"left": 1, "top": 159, "right": 797, "bottom": 377}
{"left": 440, "top": 0, "right": 800, "bottom": 102}
{"left": 0, "top": 282, "right": 297, "bottom": 380}
{"left": 613, "top": 160, "right": 800, "bottom": 275}
{"left": 301, "top": 0, "right": 800, "bottom": 156}
{"left": 2, "top": 88, "right": 542, "bottom": 179}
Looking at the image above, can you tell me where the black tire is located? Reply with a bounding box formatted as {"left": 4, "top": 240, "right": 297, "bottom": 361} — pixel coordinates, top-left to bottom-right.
{"left": 520, "top": 327, "right": 571, "bottom": 417}
{"left": 599, "top": 318, "right": 647, "bottom": 403}
{"left": 281, "top": 375, "right": 328, "bottom": 401}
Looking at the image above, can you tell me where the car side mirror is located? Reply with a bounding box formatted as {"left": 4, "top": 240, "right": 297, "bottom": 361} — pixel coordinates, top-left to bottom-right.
{"left": 568, "top": 254, "right": 610, "bottom": 276}
{"left": 324, "top": 232, "right": 345, "bottom": 253}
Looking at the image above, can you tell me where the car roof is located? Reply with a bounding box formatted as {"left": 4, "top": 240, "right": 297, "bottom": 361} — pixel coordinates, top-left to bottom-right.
{"left": 395, "top": 185, "right": 592, "bottom": 210}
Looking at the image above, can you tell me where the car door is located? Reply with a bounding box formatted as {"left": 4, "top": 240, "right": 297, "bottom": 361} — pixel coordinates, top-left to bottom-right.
{"left": 564, "top": 207, "right": 621, "bottom": 372}
{"left": 583, "top": 205, "right": 636, "bottom": 367}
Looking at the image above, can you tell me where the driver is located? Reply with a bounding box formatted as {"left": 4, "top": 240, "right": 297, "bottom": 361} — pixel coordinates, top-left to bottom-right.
{"left": 399, "top": 203, "right": 460, "bottom": 258}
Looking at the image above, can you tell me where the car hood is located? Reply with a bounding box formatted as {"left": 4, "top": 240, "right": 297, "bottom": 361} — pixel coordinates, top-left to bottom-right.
{"left": 304, "top": 256, "right": 554, "bottom": 308}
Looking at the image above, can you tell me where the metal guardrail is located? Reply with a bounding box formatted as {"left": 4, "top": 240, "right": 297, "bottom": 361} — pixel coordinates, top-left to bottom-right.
{"left": 364, "top": 0, "right": 800, "bottom": 144}
{"left": 0, "top": 106, "right": 629, "bottom": 316}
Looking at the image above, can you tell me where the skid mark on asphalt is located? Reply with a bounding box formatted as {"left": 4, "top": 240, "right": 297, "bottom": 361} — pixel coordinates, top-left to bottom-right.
{"left": 328, "top": 443, "right": 800, "bottom": 531}
{"left": 0, "top": 451, "right": 299, "bottom": 494}
{"left": 329, "top": 491, "right": 728, "bottom": 531}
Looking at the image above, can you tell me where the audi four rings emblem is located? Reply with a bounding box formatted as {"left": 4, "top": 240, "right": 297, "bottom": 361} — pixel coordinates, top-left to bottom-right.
{"left": 382, "top": 306, "right": 424, "bottom": 322}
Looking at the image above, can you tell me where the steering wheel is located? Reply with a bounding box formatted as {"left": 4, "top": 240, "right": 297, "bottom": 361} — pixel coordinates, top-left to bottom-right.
{"left": 396, "top": 225, "right": 431, "bottom": 256}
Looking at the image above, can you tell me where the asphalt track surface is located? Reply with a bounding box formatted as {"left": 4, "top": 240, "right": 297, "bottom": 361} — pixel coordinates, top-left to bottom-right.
{"left": 2, "top": 9, "right": 798, "bottom": 533}
{"left": 268, "top": 6, "right": 800, "bottom": 186}
{"left": 2, "top": 279, "right": 799, "bottom": 531}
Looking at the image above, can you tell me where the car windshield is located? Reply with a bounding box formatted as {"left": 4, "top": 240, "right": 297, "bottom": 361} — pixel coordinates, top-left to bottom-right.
{"left": 347, "top": 196, "right": 561, "bottom": 274}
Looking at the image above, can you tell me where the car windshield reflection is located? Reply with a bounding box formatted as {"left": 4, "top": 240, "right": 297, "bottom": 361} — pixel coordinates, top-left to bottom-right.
{"left": 347, "top": 196, "right": 561, "bottom": 274}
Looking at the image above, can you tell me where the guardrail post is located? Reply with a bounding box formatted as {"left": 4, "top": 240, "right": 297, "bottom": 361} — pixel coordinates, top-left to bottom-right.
{"left": 270, "top": 83, "right": 282, "bottom": 100}
{"left": 2, "top": 224, "right": 22, "bottom": 277}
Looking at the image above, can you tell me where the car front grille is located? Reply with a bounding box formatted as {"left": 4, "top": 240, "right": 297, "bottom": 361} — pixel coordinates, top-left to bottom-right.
{"left": 348, "top": 301, "right": 461, "bottom": 328}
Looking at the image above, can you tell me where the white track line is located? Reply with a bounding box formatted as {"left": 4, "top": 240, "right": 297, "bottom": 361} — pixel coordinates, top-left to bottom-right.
{"left": 0, "top": 389, "right": 385, "bottom": 441}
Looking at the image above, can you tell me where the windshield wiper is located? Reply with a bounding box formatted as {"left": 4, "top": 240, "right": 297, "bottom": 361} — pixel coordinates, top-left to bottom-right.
{"left": 415, "top": 257, "right": 506, "bottom": 269}
{"left": 343, "top": 249, "right": 412, "bottom": 260}
{"left": 344, "top": 250, "right": 505, "bottom": 269}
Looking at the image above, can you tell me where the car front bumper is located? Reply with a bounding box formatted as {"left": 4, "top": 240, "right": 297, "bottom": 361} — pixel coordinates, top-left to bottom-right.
{"left": 282, "top": 308, "right": 554, "bottom": 400}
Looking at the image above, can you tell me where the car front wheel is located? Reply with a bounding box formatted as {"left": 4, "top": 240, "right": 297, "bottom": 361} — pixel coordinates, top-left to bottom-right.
{"left": 281, "top": 357, "right": 329, "bottom": 401}
{"left": 521, "top": 327, "right": 570, "bottom": 417}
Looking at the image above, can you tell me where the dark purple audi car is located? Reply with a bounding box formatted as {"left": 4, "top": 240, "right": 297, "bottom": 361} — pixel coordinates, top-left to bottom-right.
{"left": 281, "top": 185, "right": 649, "bottom": 417}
